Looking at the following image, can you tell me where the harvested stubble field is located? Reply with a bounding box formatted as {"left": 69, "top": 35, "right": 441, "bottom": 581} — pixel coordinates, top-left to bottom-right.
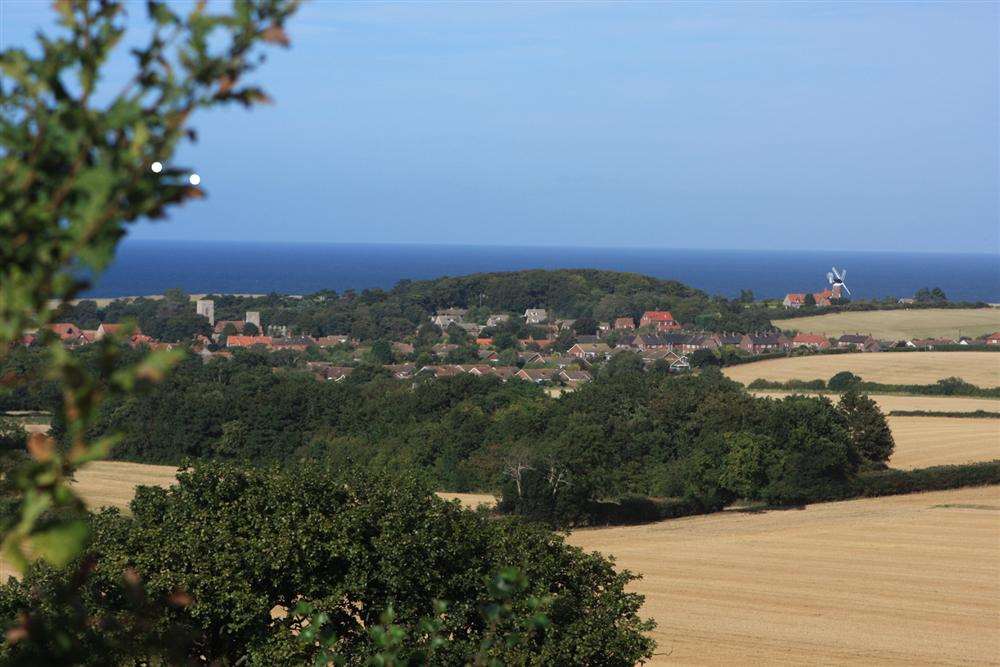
{"left": 771, "top": 308, "right": 1000, "bottom": 341}
{"left": 725, "top": 351, "right": 1000, "bottom": 387}
{"left": 569, "top": 485, "right": 1000, "bottom": 666}
{"left": 69, "top": 461, "right": 496, "bottom": 512}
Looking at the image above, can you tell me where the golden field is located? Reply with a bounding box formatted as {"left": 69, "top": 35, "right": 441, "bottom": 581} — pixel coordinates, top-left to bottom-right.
{"left": 753, "top": 390, "right": 1000, "bottom": 414}
{"left": 884, "top": 416, "right": 999, "bottom": 470}
{"left": 772, "top": 308, "right": 1000, "bottom": 341}
{"left": 69, "top": 461, "right": 495, "bottom": 512}
{"left": 569, "top": 485, "right": 1000, "bottom": 666}
{"left": 725, "top": 351, "right": 1000, "bottom": 387}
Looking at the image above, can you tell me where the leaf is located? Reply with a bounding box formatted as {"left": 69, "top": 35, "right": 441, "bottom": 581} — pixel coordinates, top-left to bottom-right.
{"left": 261, "top": 25, "right": 290, "bottom": 46}
{"left": 30, "top": 518, "right": 90, "bottom": 568}
{"left": 27, "top": 432, "right": 55, "bottom": 462}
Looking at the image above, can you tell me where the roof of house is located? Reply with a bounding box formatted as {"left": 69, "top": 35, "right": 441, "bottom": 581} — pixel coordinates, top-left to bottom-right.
{"left": 744, "top": 332, "right": 785, "bottom": 345}
{"left": 571, "top": 343, "right": 612, "bottom": 353}
{"left": 560, "top": 370, "right": 592, "bottom": 382}
{"left": 838, "top": 333, "right": 871, "bottom": 344}
{"left": 614, "top": 317, "right": 635, "bottom": 326}
{"left": 792, "top": 332, "right": 828, "bottom": 344}
{"left": 784, "top": 293, "right": 806, "bottom": 304}
{"left": 517, "top": 368, "right": 557, "bottom": 381}
{"left": 524, "top": 308, "right": 547, "bottom": 317}
{"left": 214, "top": 320, "right": 246, "bottom": 333}
{"left": 641, "top": 311, "right": 675, "bottom": 321}
{"left": 226, "top": 335, "right": 273, "bottom": 347}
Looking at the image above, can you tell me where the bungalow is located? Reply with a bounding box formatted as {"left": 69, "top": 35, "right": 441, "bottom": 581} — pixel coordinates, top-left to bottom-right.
{"left": 419, "top": 365, "right": 463, "bottom": 378}
{"left": 517, "top": 351, "right": 546, "bottom": 365}
{"left": 477, "top": 349, "right": 500, "bottom": 362}
{"left": 523, "top": 309, "right": 548, "bottom": 324}
{"left": 613, "top": 334, "right": 638, "bottom": 350}
{"left": 567, "top": 343, "right": 613, "bottom": 360}
{"left": 639, "top": 311, "right": 679, "bottom": 331}
{"left": 226, "top": 335, "right": 273, "bottom": 348}
{"left": 516, "top": 368, "right": 558, "bottom": 384}
{"left": 613, "top": 317, "right": 636, "bottom": 330}
{"left": 739, "top": 332, "right": 789, "bottom": 354}
{"left": 640, "top": 349, "right": 690, "bottom": 372}
{"left": 791, "top": 332, "right": 830, "bottom": 350}
{"left": 463, "top": 364, "right": 497, "bottom": 376}
{"left": 487, "top": 366, "right": 518, "bottom": 381}
{"left": 559, "top": 369, "right": 593, "bottom": 386}
{"left": 985, "top": 332, "right": 1000, "bottom": 346}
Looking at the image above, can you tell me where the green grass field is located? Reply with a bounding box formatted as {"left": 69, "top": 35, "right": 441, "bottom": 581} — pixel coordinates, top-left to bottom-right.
{"left": 772, "top": 308, "right": 1000, "bottom": 340}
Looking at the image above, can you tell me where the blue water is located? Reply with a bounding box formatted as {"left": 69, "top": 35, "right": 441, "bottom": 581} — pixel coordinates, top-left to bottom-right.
{"left": 83, "top": 241, "right": 1000, "bottom": 302}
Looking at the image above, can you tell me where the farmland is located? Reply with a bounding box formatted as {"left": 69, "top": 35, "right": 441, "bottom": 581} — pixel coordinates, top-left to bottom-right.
{"left": 569, "top": 485, "right": 1000, "bottom": 665}
{"left": 772, "top": 307, "right": 1000, "bottom": 340}
{"left": 725, "top": 351, "right": 1000, "bottom": 387}
{"left": 69, "top": 461, "right": 496, "bottom": 512}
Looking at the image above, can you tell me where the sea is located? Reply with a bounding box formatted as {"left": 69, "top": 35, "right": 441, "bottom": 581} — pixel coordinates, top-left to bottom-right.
{"left": 82, "top": 241, "right": 1000, "bottom": 303}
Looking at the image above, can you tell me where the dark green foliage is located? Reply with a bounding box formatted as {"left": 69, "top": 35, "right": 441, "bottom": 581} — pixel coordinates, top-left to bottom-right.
{"left": 828, "top": 371, "right": 862, "bottom": 391}
{"left": 888, "top": 410, "right": 1000, "bottom": 419}
{"left": 838, "top": 389, "right": 894, "bottom": 465}
{"left": 0, "top": 464, "right": 655, "bottom": 665}
{"left": 748, "top": 375, "right": 1000, "bottom": 398}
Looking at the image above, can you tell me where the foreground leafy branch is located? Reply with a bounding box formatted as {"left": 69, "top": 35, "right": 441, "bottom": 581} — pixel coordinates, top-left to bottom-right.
{"left": 0, "top": 0, "right": 298, "bottom": 573}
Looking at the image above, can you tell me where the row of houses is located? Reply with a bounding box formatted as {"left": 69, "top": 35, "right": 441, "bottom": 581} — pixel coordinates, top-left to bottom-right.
{"left": 21, "top": 322, "right": 175, "bottom": 351}
{"left": 306, "top": 361, "right": 595, "bottom": 387}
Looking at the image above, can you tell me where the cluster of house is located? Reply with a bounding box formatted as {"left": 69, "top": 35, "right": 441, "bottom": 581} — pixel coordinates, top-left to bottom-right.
{"left": 306, "top": 361, "right": 595, "bottom": 388}
{"left": 782, "top": 287, "right": 841, "bottom": 309}
{"left": 20, "top": 322, "right": 168, "bottom": 350}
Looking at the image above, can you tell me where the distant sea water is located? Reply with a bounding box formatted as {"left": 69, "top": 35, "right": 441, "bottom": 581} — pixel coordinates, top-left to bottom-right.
{"left": 83, "top": 241, "right": 1000, "bottom": 303}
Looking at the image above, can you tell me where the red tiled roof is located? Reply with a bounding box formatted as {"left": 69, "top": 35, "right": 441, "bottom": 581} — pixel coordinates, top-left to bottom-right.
{"left": 226, "top": 335, "right": 273, "bottom": 347}
{"left": 641, "top": 311, "right": 675, "bottom": 322}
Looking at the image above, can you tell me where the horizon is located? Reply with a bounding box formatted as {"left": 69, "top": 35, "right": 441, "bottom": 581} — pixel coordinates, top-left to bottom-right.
{"left": 3, "top": 1, "right": 997, "bottom": 254}
{"left": 118, "top": 237, "right": 1000, "bottom": 258}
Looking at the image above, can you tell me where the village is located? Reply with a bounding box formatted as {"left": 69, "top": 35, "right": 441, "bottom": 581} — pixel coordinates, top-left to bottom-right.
{"left": 23, "top": 296, "right": 1000, "bottom": 391}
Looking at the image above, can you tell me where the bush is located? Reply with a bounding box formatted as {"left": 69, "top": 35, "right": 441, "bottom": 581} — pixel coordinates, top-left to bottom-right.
{"left": 0, "top": 464, "right": 656, "bottom": 665}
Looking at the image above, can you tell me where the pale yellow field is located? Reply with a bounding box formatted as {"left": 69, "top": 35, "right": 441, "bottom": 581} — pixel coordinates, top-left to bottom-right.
{"left": 726, "top": 351, "right": 1000, "bottom": 387}
{"left": 70, "top": 462, "right": 495, "bottom": 512}
{"left": 886, "top": 417, "right": 1000, "bottom": 470}
{"left": 772, "top": 308, "right": 1000, "bottom": 340}
{"left": 569, "top": 485, "right": 1000, "bottom": 666}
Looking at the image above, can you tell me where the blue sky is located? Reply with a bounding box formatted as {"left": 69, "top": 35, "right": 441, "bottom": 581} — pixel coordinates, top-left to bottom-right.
{"left": 2, "top": 1, "right": 997, "bottom": 253}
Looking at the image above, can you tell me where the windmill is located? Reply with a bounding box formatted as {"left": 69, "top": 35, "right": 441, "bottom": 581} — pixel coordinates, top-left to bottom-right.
{"left": 826, "top": 267, "right": 850, "bottom": 297}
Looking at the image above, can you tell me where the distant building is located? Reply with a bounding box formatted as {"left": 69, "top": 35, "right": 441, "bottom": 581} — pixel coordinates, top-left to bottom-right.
{"left": 836, "top": 333, "right": 876, "bottom": 350}
{"left": 791, "top": 332, "right": 830, "bottom": 350}
{"left": 639, "top": 311, "right": 679, "bottom": 331}
{"left": 226, "top": 335, "right": 272, "bottom": 348}
{"left": 267, "top": 324, "right": 290, "bottom": 338}
{"left": 739, "top": 332, "right": 790, "bottom": 354}
{"left": 986, "top": 332, "right": 1000, "bottom": 346}
{"left": 430, "top": 314, "right": 463, "bottom": 328}
{"left": 195, "top": 299, "right": 215, "bottom": 326}
{"left": 614, "top": 317, "right": 636, "bottom": 330}
{"left": 515, "top": 368, "right": 558, "bottom": 384}
{"left": 486, "top": 314, "right": 510, "bottom": 327}
{"left": 245, "top": 311, "right": 261, "bottom": 329}
{"left": 523, "top": 309, "right": 548, "bottom": 325}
